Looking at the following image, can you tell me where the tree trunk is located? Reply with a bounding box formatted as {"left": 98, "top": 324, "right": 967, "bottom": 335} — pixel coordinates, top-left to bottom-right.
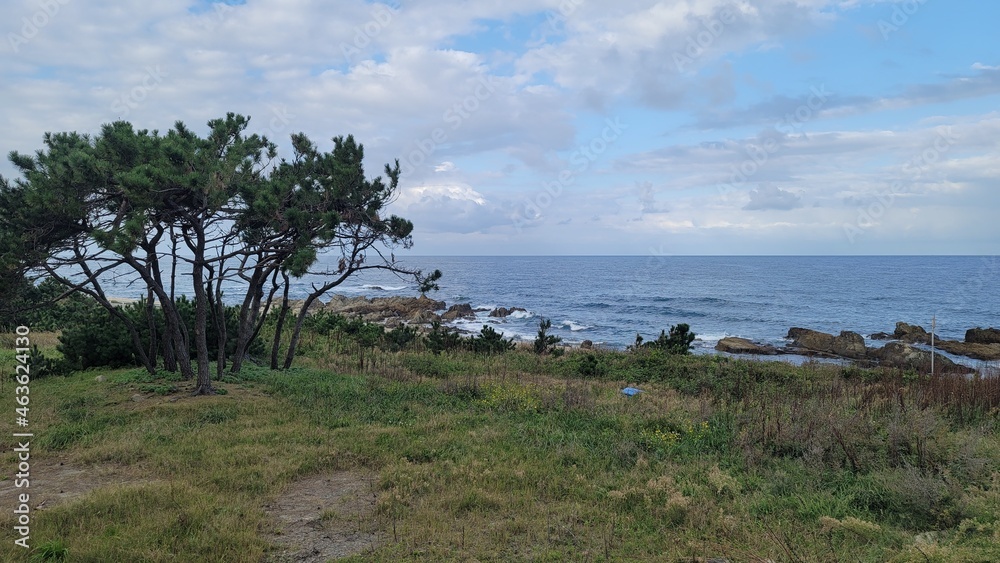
{"left": 207, "top": 261, "right": 227, "bottom": 380}
{"left": 191, "top": 226, "right": 214, "bottom": 395}
{"left": 232, "top": 261, "right": 270, "bottom": 373}
{"left": 146, "top": 286, "right": 158, "bottom": 371}
{"left": 282, "top": 292, "right": 322, "bottom": 370}
{"left": 270, "top": 271, "right": 290, "bottom": 370}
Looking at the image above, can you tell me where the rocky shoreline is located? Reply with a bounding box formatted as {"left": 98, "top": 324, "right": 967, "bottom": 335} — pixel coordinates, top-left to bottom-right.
{"left": 110, "top": 294, "right": 1000, "bottom": 372}
{"left": 716, "top": 321, "right": 1000, "bottom": 374}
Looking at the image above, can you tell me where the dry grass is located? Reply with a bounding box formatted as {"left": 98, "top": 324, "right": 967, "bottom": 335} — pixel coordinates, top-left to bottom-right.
{"left": 0, "top": 341, "right": 997, "bottom": 561}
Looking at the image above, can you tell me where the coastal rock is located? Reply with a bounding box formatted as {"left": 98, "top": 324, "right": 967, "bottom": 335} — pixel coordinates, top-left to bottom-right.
{"left": 287, "top": 298, "right": 325, "bottom": 315}
{"left": 893, "top": 322, "right": 931, "bottom": 344}
{"left": 326, "top": 295, "right": 445, "bottom": 323}
{"left": 580, "top": 340, "right": 593, "bottom": 349}
{"left": 715, "top": 337, "right": 779, "bottom": 356}
{"left": 831, "top": 331, "right": 868, "bottom": 359}
{"left": 869, "top": 332, "right": 893, "bottom": 340}
{"left": 489, "top": 306, "right": 527, "bottom": 318}
{"left": 934, "top": 340, "right": 1000, "bottom": 362}
{"left": 408, "top": 310, "right": 441, "bottom": 324}
{"left": 872, "top": 342, "right": 972, "bottom": 374}
{"left": 442, "top": 303, "right": 475, "bottom": 321}
{"left": 324, "top": 295, "right": 368, "bottom": 312}
{"left": 786, "top": 328, "right": 868, "bottom": 359}
{"left": 966, "top": 327, "right": 1000, "bottom": 345}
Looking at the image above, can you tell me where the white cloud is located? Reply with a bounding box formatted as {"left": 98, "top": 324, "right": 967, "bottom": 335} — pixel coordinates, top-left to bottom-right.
{"left": 744, "top": 186, "right": 803, "bottom": 211}
{"left": 0, "top": 0, "right": 995, "bottom": 254}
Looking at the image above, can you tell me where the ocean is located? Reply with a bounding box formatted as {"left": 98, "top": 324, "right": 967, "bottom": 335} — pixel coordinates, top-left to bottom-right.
{"left": 96, "top": 255, "right": 999, "bottom": 363}
{"left": 277, "top": 255, "right": 1000, "bottom": 360}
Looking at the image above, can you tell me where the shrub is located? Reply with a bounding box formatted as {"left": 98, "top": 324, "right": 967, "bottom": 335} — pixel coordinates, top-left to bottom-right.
{"left": 303, "top": 310, "right": 347, "bottom": 333}
{"left": 633, "top": 324, "right": 696, "bottom": 355}
{"left": 425, "top": 321, "right": 463, "bottom": 355}
{"left": 27, "top": 344, "right": 69, "bottom": 378}
{"left": 534, "top": 318, "right": 561, "bottom": 355}
{"left": 382, "top": 324, "right": 419, "bottom": 352}
{"left": 57, "top": 296, "right": 262, "bottom": 371}
{"left": 58, "top": 304, "right": 138, "bottom": 369}
{"left": 468, "top": 325, "right": 515, "bottom": 355}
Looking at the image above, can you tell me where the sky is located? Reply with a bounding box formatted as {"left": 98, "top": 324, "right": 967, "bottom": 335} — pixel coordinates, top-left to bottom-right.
{"left": 1, "top": 0, "right": 998, "bottom": 256}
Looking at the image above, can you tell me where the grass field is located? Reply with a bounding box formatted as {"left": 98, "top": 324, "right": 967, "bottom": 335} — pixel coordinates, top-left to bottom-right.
{"left": 0, "top": 332, "right": 998, "bottom": 561}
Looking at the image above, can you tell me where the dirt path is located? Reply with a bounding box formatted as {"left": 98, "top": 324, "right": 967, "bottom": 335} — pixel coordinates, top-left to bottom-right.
{"left": 262, "top": 470, "right": 380, "bottom": 562}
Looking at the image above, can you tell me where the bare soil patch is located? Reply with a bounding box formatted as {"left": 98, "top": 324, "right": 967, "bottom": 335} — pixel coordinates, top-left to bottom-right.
{"left": 263, "top": 470, "right": 379, "bottom": 562}
{"left": 0, "top": 457, "right": 148, "bottom": 511}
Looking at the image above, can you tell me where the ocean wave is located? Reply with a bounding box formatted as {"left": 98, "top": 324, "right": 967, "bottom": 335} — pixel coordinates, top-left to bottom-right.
{"left": 694, "top": 332, "right": 731, "bottom": 343}
{"left": 361, "top": 284, "right": 408, "bottom": 291}
{"left": 507, "top": 309, "right": 535, "bottom": 319}
{"left": 449, "top": 318, "right": 535, "bottom": 341}
{"left": 559, "top": 320, "right": 593, "bottom": 332}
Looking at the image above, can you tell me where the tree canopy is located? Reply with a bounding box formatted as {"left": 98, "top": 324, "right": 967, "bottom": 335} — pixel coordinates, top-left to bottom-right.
{"left": 0, "top": 113, "right": 439, "bottom": 394}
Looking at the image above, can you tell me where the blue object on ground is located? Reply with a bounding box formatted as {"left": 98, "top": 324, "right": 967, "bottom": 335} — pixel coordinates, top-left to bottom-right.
{"left": 621, "top": 387, "right": 643, "bottom": 396}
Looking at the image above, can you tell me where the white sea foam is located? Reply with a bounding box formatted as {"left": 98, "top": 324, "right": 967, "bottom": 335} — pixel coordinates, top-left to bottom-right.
{"left": 450, "top": 318, "right": 534, "bottom": 341}
{"left": 694, "top": 332, "right": 731, "bottom": 343}
{"left": 361, "top": 284, "right": 408, "bottom": 291}
{"left": 560, "top": 320, "right": 593, "bottom": 332}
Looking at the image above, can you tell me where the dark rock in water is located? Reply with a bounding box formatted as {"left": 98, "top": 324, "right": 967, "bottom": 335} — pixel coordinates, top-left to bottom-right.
{"left": 831, "top": 331, "right": 868, "bottom": 359}
{"left": 893, "top": 322, "right": 931, "bottom": 344}
{"left": 786, "top": 328, "right": 868, "bottom": 360}
{"left": 966, "top": 327, "right": 1000, "bottom": 345}
{"left": 872, "top": 342, "right": 973, "bottom": 374}
{"left": 715, "top": 337, "right": 779, "bottom": 356}
{"left": 934, "top": 340, "right": 1000, "bottom": 361}
{"left": 489, "top": 306, "right": 527, "bottom": 318}
{"left": 580, "top": 340, "right": 593, "bottom": 349}
{"left": 869, "top": 332, "right": 893, "bottom": 340}
{"left": 442, "top": 303, "right": 475, "bottom": 321}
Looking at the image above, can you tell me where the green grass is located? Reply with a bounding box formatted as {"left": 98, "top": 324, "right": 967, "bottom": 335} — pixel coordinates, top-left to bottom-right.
{"left": 0, "top": 334, "right": 998, "bottom": 561}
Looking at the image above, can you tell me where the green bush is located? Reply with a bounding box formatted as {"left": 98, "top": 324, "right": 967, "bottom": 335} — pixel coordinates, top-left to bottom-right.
{"left": 534, "top": 318, "right": 561, "bottom": 355}
{"left": 58, "top": 304, "right": 138, "bottom": 370}
{"left": 468, "top": 325, "right": 515, "bottom": 355}
{"left": 633, "top": 324, "right": 696, "bottom": 355}
{"left": 382, "top": 324, "right": 419, "bottom": 352}
{"left": 303, "top": 310, "right": 347, "bottom": 333}
{"left": 425, "top": 321, "right": 463, "bottom": 355}
{"left": 57, "top": 295, "right": 262, "bottom": 371}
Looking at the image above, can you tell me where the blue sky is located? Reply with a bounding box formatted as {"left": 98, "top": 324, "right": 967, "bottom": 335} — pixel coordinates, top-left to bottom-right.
{"left": 2, "top": 0, "right": 998, "bottom": 255}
